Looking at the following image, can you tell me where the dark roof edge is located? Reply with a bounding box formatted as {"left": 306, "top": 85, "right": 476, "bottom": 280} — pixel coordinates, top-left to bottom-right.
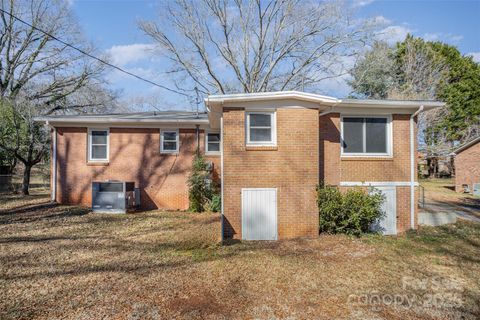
{"left": 452, "top": 136, "right": 480, "bottom": 154}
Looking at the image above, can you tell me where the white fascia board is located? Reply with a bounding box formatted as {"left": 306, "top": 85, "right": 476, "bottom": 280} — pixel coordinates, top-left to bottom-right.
{"left": 340, "top": 181, "right": 420, "bottom": 187}
{"left": 337, "top": 99, "right": 445, "bottom": 110}
{"left": 205, "top": 91, "right": 339, "bottom": 105}
{"left": 34, "top": 117, "right": 209, "bottom": 126}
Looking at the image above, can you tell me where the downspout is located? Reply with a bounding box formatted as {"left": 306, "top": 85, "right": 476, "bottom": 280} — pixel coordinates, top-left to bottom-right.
{"left": 318, "top": 100, "right": 341, "bottom": 117}
{"left": 195, "top": 125, "right": 200, "bottom": 156}
{"left": 220, "top": 115, "right": 224, "bottom": 243}
{"left": 49, "top": 122, "right": 57, "bottom": 202}
{"left": 410, "top": 105, "right": 424, "bottom": 229}
{"left": 319, "top": 106, "right": 335, "bottom": 117}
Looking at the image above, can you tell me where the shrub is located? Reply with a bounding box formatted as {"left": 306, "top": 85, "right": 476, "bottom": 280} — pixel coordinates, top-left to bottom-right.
{"left": 316, "top": 182, "right": 384, "bottom": 236}
{"left": 208, "top": 193, "right": 221, "bottom": 212}
{"left": 188, "top": 155, "right": 210, "bottom": 212}
{"left": 188, "top": 155, "right": 220, "bottom": 212}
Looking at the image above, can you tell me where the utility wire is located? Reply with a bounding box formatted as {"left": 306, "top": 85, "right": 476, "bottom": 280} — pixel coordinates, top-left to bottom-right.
{"left": 0, "top": 8, "right": 190, "bottom": 98}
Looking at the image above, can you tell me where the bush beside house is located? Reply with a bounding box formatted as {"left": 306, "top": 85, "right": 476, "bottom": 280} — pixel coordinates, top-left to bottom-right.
{"left": 317, "top": 183, "right": 384, "bottom": 236}
{"left": 188, "top": 155, "right": 221, "bottom": 212}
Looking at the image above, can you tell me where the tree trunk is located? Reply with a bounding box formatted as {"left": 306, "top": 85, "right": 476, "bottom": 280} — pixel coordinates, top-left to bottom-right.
{"left": 22, "top": 164, "right": 32, "bottom": 195}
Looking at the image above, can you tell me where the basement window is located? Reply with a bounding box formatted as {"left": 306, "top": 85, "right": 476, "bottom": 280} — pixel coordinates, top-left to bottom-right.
{"left": 161, "top": 129, "right": 179, "bottom": 153}
{"left": 341, "top": 116, "right": 392, "bottom": 156}
{"left": 206, "top": 132, "right": 220, "bottom": 154}
{"left": 88, "top": 128, "right": 109, "bottom": 162}
{"left": 246, "top": 111, "right": 276, "bottom": 146}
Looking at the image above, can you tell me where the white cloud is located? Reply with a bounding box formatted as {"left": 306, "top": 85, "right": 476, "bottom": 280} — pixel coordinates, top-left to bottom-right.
{"left": 351, "top": 0, "right": 375, "bottom": 8}
{"left": 105, "top": 43, "right": 157, "bottom": 66}
{"left": 468, "top": 52, "right": 480, "bottom": 63}
{"left": 371, "top": 15, "right": 391, "bottom": 26}
{"left": 376, "top": 25, "right": 412, "bottom": 45}
{"left": 423, "top": 32, "right": 463, "bottom": 43}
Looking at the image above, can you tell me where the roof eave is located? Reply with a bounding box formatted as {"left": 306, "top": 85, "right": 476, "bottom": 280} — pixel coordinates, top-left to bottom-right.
{"left": 34, "top": 117, "right": 209, "bottom": 125}
{"left": 205, "top": 91, "right": 340, "bottom": 106}
{"left": 452, "top": 136, "right": 480, "bottom": 154}
{"left": 337, "top": 99, "right": 445, "bottom": 110}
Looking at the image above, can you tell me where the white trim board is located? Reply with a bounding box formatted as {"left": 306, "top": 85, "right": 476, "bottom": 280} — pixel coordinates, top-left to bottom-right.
{"left": 340, "top": 181, "right": 419, "bottom": 187}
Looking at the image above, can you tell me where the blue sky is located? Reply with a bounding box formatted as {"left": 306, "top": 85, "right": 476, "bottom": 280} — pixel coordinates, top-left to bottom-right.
{"left": 69, "top": 0, "right": 480, "bottom": 110}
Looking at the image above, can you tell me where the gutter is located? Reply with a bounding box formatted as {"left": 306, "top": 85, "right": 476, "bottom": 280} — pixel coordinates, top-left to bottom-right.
{"left": 410, "top": 105, "right": 424, "bottom": 229}
{"left": 318, "top": 99, "right": 343, "bottom": 117}
{"left": 220, "top": 116, "right": 224, "bottom": 243}
{"left": 34, "top": 117, "right": 209, "bottom": 125}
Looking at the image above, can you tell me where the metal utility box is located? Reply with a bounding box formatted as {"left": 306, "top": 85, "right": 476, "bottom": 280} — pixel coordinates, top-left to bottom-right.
{"left": 474, "top": 183, "right": 480, "bottom": 197}
{"left": 92, "top": 181, "right": 137, "bottom": 213}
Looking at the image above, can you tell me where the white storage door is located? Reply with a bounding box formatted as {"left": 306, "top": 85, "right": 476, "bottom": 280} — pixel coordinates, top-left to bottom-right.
{"left": 370, "top": 186, "right": 397, "bottom": 235}
{"left": 242, "top": 188, "right": 277, "bottom": 240}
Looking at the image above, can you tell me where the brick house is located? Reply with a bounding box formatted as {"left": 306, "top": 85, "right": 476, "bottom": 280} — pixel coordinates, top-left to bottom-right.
{"left": 36, "top": 91, "right": 444, "bottom": 240}
{"left": 452, "top": 136, "right": 480, "bottom": 194}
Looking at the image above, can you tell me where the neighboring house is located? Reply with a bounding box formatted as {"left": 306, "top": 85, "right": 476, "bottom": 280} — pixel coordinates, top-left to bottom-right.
{"left": 417, "top": 149, "right": 454, "bottom": 178}
{"left": 36, "top": 91, "right": 444, "bottom": 240}
{"left": 452, "top": 136, "right": 480, "bottom": 194}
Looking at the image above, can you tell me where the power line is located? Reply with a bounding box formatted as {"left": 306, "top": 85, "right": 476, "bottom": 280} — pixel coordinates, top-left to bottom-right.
{"left": 0, "top": 7, "right": 190, "bottom": 98}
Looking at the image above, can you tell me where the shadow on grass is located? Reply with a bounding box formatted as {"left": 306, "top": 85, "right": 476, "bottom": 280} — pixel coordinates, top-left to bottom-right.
{"left": 382, "top": 222, "right": 480, "bottom": 264}
{"left": 0, "top": 204, "right": 90, "bottom": 225}
{"left": 443, "top": 185, "right": 456, "bottom": 191}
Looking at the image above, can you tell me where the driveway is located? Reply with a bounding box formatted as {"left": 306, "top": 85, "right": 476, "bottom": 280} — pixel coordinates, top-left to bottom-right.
{"left": 420, "top": 199, "right": 480, "bottom": 226}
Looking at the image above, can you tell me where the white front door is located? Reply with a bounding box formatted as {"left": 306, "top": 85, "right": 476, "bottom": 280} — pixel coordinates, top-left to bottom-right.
{"left": 371, "top": 186, "right": 397, "bottom": 235}
{"left": 242, "top": 188, "right": 277, "bottom": 240}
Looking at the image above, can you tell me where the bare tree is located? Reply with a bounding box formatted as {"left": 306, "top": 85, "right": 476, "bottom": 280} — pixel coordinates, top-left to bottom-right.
{"left": 0, "top": 0, "right": 116, "bottom": 194}
{"left": 139, "top": 0, "right": 377, "bottom": 95}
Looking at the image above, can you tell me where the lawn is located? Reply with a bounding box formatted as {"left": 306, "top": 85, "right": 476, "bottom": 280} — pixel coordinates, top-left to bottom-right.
{"left": 1, "top": 194, "right": 479, "bottom": 319}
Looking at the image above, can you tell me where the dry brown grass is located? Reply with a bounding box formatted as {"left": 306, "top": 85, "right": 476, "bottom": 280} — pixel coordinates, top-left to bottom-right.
{"left": 1, "top": 194, "right": 479, "bottom": 319}
{"left": 420, "top": 178, "right": 480, "bottom": 217}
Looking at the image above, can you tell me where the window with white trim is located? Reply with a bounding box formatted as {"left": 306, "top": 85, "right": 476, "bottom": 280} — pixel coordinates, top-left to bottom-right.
{"left": 341, "top": 116, "right": 391, "bottom": 156}
{"left": 88, "top": 129, "right": 109, "bottom": 162}
{"left": 206, "top": 132, "right": 220, "bottom": 154}
{"left": 161, "top": 130, "right": 179, "bottom": 153}
{"left": 246, "top": 111, "right": 276, "bottom": 145}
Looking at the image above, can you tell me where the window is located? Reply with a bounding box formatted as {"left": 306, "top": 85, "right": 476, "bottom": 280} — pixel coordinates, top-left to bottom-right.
{"left": 341, "top": 116, "right": 391, "bottom": 156}
{"left": 246, "top": 111, "right": 276, "bottom": 145}
{"left": 206, "top": 132, "right": 220, "bottom": 154}
{"left": 88, "top": 129, "right": 109, "bottom": 162}
{"left": 161, "top": 129, "right": 179, "bottom": 153}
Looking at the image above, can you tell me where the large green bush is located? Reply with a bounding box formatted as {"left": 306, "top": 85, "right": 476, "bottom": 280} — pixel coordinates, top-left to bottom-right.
{"left": 188, "top": 155, "right": 220, "bottom": 212}
{"left": 316, "top": 183, "right": 384, "bottom": 236}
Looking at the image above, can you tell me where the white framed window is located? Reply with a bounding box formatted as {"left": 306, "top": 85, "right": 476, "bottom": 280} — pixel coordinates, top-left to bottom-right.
{"left": 205, "top": 131, "right": 221, "bottom": 154}
{"left": 340, "top": 115, "right": 392, "bottom": 156}
{"left": 160, "top": 129, "right": 179, "bottom": 153}
{"left": 88, "top": 128, "right": 109, "bottom": 162}
{"left": 246, "top": 111, "right": 276, "bottom": 146}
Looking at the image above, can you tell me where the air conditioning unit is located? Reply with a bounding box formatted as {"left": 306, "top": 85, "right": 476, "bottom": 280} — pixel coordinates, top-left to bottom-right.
{"left": 92, "top": 181, "right": 139, "bottom": 213}
{"left": 473, "top": 183, "right": 480, "bottom": 196}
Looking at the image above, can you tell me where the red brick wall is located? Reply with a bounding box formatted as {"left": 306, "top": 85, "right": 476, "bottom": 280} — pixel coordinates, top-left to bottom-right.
{"left": 455, "top": 142, "right": 480, "bottom": 193}
{"left": 54, "top": 127, "right": 220, "bottom": 210}
{"left": 222, "top": 108, "right": 319, "bottom": 240}
{"left": 319, "top": 113, "right": 418, "bottom": 233}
